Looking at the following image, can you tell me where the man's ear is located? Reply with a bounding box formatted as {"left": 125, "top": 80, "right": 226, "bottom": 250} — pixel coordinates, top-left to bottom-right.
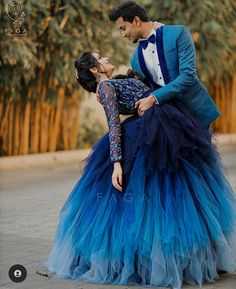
{"left": 133, "top": 16, "right": 141, "bottom": 27}
{"left": 89, "top": 67, "right": 98, "bottom": 74}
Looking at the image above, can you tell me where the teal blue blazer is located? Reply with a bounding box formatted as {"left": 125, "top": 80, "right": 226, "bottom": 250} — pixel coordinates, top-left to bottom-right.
{"left": 130, "top": 25, "right": 221, "bottom": 127}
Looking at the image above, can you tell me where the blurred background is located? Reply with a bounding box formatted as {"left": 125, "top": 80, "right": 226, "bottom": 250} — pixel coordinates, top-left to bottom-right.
{"left": 0, "top": 0, "right": 236, "bottom": 157}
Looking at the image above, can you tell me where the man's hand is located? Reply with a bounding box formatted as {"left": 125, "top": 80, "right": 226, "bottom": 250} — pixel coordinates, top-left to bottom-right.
{"left": 135, "top": 95, "right": 157, "bottom": 116}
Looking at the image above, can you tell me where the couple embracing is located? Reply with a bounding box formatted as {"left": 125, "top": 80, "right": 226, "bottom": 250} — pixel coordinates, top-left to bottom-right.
{"left": 44, "top": 2, "right": 236, "bottom": 289}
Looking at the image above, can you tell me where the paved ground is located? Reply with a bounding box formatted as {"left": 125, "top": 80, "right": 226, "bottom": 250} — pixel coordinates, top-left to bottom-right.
{"left": 0, "top": 146, "right": 236, "bottom": 289}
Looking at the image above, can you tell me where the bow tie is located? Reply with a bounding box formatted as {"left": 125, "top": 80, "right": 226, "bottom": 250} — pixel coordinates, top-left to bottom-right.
{"left": 139, "top": 34, "right": 156, "bottom": 50}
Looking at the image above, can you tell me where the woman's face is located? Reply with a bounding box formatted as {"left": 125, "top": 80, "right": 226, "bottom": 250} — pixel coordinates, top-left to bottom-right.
{"left": 92, "top": 53, "right": 115, "bottom": 77}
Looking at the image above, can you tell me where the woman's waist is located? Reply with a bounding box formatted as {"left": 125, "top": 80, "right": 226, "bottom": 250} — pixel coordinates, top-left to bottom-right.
{"left": 118, "top": 90, "right": 155, "bottom": 115}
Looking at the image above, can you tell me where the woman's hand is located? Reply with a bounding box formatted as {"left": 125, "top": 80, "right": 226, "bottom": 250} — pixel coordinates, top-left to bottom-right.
{"left": 112, "top": 162, "right": 123, "bottom": 192}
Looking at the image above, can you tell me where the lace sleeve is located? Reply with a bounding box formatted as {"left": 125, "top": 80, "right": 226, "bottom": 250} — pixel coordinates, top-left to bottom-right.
{"left": 98, "top": 80, "right": 122, "bottom": 163}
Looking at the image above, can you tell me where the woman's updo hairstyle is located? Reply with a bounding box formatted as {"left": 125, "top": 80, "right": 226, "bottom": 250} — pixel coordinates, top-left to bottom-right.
{"left": 75, "top": 51, "right": 148, "bottom": 93}
{"left": 74, "top": 52, "right": 100, "bottom": 93}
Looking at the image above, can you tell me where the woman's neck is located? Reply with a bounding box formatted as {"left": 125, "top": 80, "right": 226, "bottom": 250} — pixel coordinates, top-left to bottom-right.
{"left": 98, "top": 73, "right": 110, "bottom": 84}
{"left": 96, "top": 73, "right": 111, "bottom": 95}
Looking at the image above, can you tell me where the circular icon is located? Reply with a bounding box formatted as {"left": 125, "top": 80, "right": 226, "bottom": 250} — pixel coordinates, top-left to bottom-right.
{"left": 14, "top": 269, "right": 22, "bottom": 277}
{"left": 6, "top": 0, "right": 25, "bottom": 25}
{"left": 8, "top": 1, "right": 22, "bottom": 15}
{"left": 8, "top": 264, "right": 27, "bottom": 282}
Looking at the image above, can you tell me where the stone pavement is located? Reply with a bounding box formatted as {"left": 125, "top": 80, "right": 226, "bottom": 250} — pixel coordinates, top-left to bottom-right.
{"left": 0, "top": 147, "right": 236, "bottom": 289}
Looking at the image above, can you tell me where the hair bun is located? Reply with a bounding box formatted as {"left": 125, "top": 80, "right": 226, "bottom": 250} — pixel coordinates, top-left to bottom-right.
{"left": 74, "top": 52, "right": 98, "bottom": 93}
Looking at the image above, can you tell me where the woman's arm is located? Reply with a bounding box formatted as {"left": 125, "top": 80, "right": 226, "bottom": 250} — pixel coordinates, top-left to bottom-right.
{"left": 98, "top": 80, "right": 123, "bottom": 191}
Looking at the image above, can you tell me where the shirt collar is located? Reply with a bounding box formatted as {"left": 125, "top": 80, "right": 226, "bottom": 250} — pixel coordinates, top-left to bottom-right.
{"left": 140, "top": 28, "right": 156, "bottom": 41}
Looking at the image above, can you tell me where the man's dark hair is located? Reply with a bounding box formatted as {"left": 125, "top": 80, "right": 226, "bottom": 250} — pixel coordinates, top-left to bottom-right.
{"left": 109, "top": 1, "right": 149, "bottom": 23}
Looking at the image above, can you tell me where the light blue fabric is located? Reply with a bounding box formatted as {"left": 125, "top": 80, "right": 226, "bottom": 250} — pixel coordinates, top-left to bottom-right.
{"left": 130, "top": 25, "right": 221, "bottom": 127}
{"left": 44, "top": 99, "right": 236, "bottom": 289}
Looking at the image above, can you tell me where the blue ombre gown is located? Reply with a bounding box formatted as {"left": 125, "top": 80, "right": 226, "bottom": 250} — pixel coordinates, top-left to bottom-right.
{"left": 44, "top": 78, "right": 236, "bottom": 289}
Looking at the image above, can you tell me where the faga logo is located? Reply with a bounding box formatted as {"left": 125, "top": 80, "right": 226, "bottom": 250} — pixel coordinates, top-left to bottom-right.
{"left": 6, "top": 0, "right": 26, "bottom": 25}
{"left": 1, "top": 0, "right": 27, "bottom": 36}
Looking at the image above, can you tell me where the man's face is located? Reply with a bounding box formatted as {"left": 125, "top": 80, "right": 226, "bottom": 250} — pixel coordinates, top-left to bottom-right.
{"left": 115, "top": 16, "right": 141, "bottom": 43}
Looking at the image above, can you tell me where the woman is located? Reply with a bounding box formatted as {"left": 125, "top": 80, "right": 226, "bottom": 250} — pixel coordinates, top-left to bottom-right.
{"left": 43, "top": 52, "right": 236, "bottom": 289}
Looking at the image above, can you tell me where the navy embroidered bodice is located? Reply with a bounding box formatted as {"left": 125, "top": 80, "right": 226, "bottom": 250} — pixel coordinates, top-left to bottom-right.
{"left": 98, "top": 78, "right": 151, "bottom": 163}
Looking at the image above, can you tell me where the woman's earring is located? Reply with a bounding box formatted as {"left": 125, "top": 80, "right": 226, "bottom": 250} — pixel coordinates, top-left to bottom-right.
{"left": 95, "top": 73, "right": 100, "bottom": 83}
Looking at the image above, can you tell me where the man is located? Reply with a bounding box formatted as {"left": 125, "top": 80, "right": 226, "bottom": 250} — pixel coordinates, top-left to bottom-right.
{"left": 109, "top": 1, "right": 220, "bottom": 128}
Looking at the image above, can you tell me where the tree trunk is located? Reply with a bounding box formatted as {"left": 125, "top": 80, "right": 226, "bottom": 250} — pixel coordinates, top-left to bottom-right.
{"left": 7, "top": 102, "right": 14, "bottom": 155}
{"left": 31, "top": 101, "right": 41, "bottom": 153}
{"left": 19, "top": 101, "right": 31, "bottom": 155}
{"left": 211, "top": 75, "right": 236, "bottom": 133}
{"left": 13, "top": 103, "right": 20, "bottom": 155}
{"left": 49, "top": 88, "right": 64, "bottom": 151}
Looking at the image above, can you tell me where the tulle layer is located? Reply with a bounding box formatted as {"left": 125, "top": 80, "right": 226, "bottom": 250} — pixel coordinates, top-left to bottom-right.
{"left": 44, "top": 101, "right": 236, "bottom": 289}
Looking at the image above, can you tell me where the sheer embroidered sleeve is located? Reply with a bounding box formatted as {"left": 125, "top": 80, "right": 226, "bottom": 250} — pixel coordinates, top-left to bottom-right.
{"left": 98, "top": 80, "right": 122, "bottom": 163}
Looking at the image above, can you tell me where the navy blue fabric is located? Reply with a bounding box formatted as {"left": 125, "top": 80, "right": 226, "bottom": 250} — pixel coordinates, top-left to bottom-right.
{"left": 44, "top": 97, "right": 236, "bottom": 289}
{"left": 156, "top": 26, "right": 169, "bottom": 84}
{"left": 137, "top": 26, "right": 168, "bottom": 88}
{"left": 137, "top": 45, "right": 159, "bottom": 88}
{"left": 139, "top": 33, "right": 156, "bottom": 49}
{"left": 118, "top": 100, "right": 215, "bottom": 187}
{"left": 97, "top": 78, "right": 151, "bottom": 162}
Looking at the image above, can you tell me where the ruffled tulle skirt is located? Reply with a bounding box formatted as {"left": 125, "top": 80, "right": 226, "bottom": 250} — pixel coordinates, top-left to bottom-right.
{"left": 44, "top": 101, "right": 236, "bottom": 289}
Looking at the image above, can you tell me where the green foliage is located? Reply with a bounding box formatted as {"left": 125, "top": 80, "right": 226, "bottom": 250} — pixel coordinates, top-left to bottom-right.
{"left": 142, "top": 0, "right": 236, "bottom": 84}
{"left": 0, "top": 0, "right": 235, "bottom": 101}
{"left": 0, "top": 0, "right": 129, "bottom": 101}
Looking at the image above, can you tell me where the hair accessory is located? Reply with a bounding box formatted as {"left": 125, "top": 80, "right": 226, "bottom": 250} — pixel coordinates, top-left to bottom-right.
{"left": 75, "top": 68, "right": 79, "bottom": 79}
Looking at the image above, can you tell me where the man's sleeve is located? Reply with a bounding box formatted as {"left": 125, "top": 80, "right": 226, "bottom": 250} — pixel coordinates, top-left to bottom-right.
{"left": 152, "top": 25, "right": 197, "bottom": 104}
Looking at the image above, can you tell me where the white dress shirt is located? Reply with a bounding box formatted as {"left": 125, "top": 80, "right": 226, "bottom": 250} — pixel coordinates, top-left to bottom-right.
{"left": 141, "top": 29, "right": 165, "bottom": 87}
